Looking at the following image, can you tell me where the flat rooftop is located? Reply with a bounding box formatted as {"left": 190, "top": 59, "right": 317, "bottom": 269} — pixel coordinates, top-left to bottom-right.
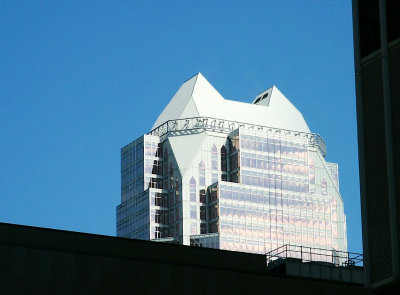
{"left": 0, "top": 222, "right": 366, "bottom": 294}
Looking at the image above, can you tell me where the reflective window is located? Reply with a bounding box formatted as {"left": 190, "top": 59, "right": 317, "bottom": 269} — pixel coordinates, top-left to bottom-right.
{"left": 190, "top": 177, "right": 196, "bottom": 202}
{"left": 163, "top": 149, "right": 168, "bottom": 175}
{"left": 230, "top": 135, "right": 239, "bottom": 151}
{"left": 169, "top": 163, "right": 174, "bottom": 190}
{"left": 209, "top": 186, "right": 218, "bottom": 202}
{"left": 309, "top": 158, "right": 316, "bottom": 194}
{"left": 199, "top": 160, "right": 205, "bottom": 186}
{"left": 221, "top": 145, "right": 227, "bottom": 172}
{"left": 200, "top": 223, "right": 206, "bottom": 234}
{"left": 175, "top": 178, "right": 180, "bottom": 203}
{"left": 211, "top": 144, "right": 218, "bottom": 170}
{"left": 190, "top": 205, "right": 197, "bottom": 219}
{"left": 199, "top": 189, "right": 206, "bottom": 203}
{"left": 321, "top": 178, "right": 327, "bottom": 195}
{"left": 200, "top": 206, "right": 206, "bottom": 220}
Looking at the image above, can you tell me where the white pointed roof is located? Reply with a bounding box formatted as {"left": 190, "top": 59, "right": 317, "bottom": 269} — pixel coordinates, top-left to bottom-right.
{"left": 152, "top": 73, "right": 311, "bottom": 133}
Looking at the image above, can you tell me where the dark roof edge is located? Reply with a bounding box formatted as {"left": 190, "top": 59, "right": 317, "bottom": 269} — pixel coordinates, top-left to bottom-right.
{"left": 0, "top": 222, "right": 265, "bottom": 274}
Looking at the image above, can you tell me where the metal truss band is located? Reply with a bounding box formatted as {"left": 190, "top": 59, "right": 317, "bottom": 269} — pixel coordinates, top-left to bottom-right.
{"left": 149, "top": 117, "right": 327, "bottom": 157}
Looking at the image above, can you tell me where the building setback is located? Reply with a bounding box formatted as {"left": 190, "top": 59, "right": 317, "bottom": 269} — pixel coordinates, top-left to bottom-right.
{"left": 116, "top": 73, "right": 348, "bottom": 260}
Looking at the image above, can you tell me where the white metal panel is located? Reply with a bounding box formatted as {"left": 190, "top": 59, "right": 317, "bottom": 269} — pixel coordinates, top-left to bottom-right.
{"left": 180, "top": 97, "right": 199, "bottom": 119}
{"left": 152, "top": 74, "right": 199, "bottom": 129}
{"left": 167, "top": 132, "right": 207, "bottom": 175}
{"left": 153, "top": 73, "right": 311, "bottom": 134}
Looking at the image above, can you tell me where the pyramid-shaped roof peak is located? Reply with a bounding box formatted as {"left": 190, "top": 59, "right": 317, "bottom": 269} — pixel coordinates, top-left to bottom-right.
{"left": 151, "top": 74, "right": 310, "bottom": 133}
{"left": 151, "top": 73, "right": 223, "bottom": 129}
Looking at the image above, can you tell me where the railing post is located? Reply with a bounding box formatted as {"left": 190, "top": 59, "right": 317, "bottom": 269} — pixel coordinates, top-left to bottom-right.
{"left": 286, "top": 244, "right": 288, "bottom": 259}
{"left": 301, "top": 246, "right": 303, "bottom": 261}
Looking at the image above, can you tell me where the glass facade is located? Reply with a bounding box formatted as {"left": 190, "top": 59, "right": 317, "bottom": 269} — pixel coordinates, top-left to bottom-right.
{"left": 117, "top": 127, "right": 347, "bottom": 260}
{"left": 116, "top": 78, "right": 347, "bottom": 262}
{"left": 117, "top": 135, "right": 170, "bottom": 240}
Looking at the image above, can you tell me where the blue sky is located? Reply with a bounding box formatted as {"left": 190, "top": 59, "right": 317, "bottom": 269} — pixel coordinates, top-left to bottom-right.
{"left": 0, "top": 1, "right": 361, "bottom": 253}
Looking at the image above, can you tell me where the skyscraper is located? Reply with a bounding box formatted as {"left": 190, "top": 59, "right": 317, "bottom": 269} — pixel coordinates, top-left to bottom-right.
{"left": 116, "top": 73, "right": 348, "bottom": 259}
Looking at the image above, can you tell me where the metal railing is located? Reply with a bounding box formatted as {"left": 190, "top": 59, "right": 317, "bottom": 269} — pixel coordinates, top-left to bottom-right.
{"left": 266, "top": 244, "right": 363, "bottom": 267}
{"left": 149, "top": 116, "right": 327, "bottom": 156}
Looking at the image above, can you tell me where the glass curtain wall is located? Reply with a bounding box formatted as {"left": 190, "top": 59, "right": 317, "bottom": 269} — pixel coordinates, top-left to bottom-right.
{"left": 117, "top": 129, "right": 347, "bottom": 261}
{"left": 215, "top": 128, "right": 347, "bottom": 257}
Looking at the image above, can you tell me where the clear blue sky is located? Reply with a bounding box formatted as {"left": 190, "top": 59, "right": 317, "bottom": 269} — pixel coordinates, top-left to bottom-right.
{"left": 0, "top": 1, "right": 361, "bottom": 253}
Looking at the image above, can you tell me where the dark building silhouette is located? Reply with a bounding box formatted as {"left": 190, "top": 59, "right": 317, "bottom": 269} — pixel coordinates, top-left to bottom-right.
{"left": 352, "top": 0, "right": 400, "bottom": 292}
{"left": 0, "top": 222, "right": 364, "bottom": 294}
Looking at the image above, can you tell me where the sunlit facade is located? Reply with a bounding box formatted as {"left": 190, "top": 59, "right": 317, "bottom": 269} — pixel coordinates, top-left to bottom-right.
{"left": 116, "top": 73, "right": 348, "bottom": 259}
